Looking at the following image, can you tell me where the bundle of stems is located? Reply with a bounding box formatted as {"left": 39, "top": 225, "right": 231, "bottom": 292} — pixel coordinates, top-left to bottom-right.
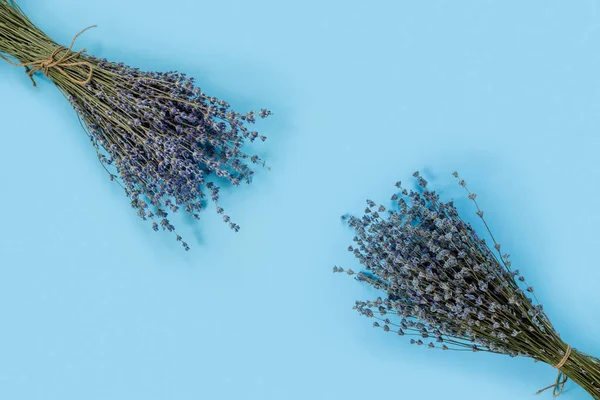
{"left": 0, "top": 0, "right": 271, "bottom": 249}
{"left": 335, "top": 171, "right": 600, "bottom": 398}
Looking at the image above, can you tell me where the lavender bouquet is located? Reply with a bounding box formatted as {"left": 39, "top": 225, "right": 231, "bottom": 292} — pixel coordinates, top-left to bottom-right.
{"left": 335, "top": 172, "right": 600, "bottom": 398}
{"left": 0, "top": 1, "right": 271, "bottom": 250}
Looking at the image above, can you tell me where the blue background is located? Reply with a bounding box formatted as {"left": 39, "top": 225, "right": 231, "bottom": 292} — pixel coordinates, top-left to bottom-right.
{"left": 1, "top": 0, "right": 600, "bottom": 399}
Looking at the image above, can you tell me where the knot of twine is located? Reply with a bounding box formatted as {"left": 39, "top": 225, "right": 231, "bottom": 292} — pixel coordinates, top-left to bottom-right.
{"left": 1, "top": 25, "right": 96, "bottom": 87}
{"left": 536, "top": 345, "right": 572, "bottom": 397}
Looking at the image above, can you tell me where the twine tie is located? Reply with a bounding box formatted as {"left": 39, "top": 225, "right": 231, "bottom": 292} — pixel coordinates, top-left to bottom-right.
{"left": 0, "top": 25, "right": 96, "bottom": 87}
{"left": 536, "top": 345, "right": 572, "bottom": 397}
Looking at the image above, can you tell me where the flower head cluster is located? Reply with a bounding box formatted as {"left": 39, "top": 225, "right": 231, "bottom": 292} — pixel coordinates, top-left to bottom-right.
{"left": 336, "top": 172, "right": 567, "bottom": 362}
{"left": 1, "top": 1, "right": 271, "bottom": 250}
{"left": 62, "top": 57, "right": 271, "bottom": 250}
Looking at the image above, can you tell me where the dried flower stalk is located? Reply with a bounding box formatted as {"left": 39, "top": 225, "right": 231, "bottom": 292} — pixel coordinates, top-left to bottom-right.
{"left": 0, "top": 1, "right": 271, "bottom": 249}
{"left": 336, "top": 171, "right": 600, "bottom": 398}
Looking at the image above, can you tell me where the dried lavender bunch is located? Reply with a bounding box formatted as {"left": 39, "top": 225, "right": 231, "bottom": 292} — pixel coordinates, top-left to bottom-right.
{"left": 335, "top": 172, "right": 600, "bottom": 398}
{"left": 0, "top": 1, "right": 271, "bottom": 249}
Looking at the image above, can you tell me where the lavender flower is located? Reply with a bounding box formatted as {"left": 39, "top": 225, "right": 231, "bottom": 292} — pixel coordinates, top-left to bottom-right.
{"left": 0, "top": 1, "right": 271, "bottom": 249}
{"left": 338, "top": 172, "right": 600, "bottom": 398}
{"left": 70, "top": 60, "right": 271, "bottom": 249}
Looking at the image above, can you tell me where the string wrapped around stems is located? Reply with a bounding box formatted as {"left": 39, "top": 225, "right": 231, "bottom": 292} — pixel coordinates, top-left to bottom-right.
{"left": 536, "top": 345, "right": 571, "bottom": 397}
{"left": 1, "top": 25, "right": 95, "bottom": 86}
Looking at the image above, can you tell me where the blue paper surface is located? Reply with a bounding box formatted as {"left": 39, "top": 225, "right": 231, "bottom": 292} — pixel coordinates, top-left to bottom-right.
{"left": 1, "top": 1, "right": 600, "bottom": 399}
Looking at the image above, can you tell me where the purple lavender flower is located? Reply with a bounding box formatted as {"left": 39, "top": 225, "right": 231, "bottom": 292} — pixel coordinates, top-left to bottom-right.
{"left": 0, "top": 4, "right": 271, "bottom": 250}
{"left": 63, "top": 57, "right": 271, "bottom": 250}
{"left": 335, "top": 172, "right": 583, "bottom": 374}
